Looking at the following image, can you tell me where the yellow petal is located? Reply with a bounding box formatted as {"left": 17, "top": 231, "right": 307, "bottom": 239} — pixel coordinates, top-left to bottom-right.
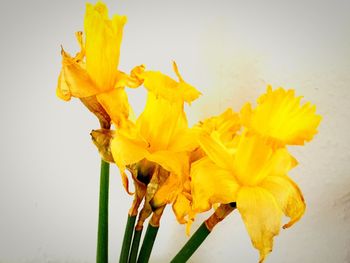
{"left": 80, "top": 95, "right": 111, "bottom": 129}
{"left": 74, "top": 31, "right": 85, "bottom": 61}
{"left": 114, "top": 65, "right": 146, "bottom": 89}
{"left": 60, "top": 49, "right": 100, "bottom": 98}
{"left": 135, "top": 64, "right": 199, "bottom": 152}
{"left": 196, "top": 108, "right": 241, "bottom": 144}
{"left": 261, "top": 175, "right": 305, "bottom": 229}
{"left": 198, "top": 133, "right": 235, "bottom": 171}
{"left": 172, "top": 192, "right": 193, "bottom": 225}
{"left": 121, "top": 170, "right": 133, "bottom": 195}
{"left": 137, "top": 63, "right": 201, "bottom": 103}
{"left": 267, "top": 148, "right": 298, "bottom": 177}
{"left": 146, "top": 151, "right": 189, "bottom": 177}
{"left": 96, "top": 88, "right": 130, "bottom": 127}
{"left": 191, "top": 157, "right": 239, "bottom": 212}
{"left": 233, "top": 133, "right": 274, "bottom": 186}
{"left": 110, "top": 131, "right": 148, "bottom": 194}
{"left": 151, "top": 172, "right": 182, "bottom": 208}
{"left": 110, "top": 131, "right": 148, "bottom": 169}
{"left": 228, "top": 133, "right": 297, "bottom": 187}
{"left": 189, "top": 147, "right": 206, "bottom": 164}
{"left": 56, "top": 70, "right": 71, "bottom": 101}
{"left": 241, "top": 86, "right": 322, "bottom": 146}
{"left": 237, "top": 187, "right": 283, "bottom": 262}
{"left": 167, "top": 128, "right": 199, "bottom": 153}
{"left": 137, "top": 92, "right": 188, "bottom": 151}
{"left": 240, "top": 102, "right": 253, "bottom": 129}
{"left": 84, "top": 2, "right": 126, "bottom": 89}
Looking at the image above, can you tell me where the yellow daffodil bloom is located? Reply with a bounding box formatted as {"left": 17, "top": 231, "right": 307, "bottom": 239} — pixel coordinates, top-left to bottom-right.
{"left": 170, "top": 110, "right": 241, "bottom": 232}
{"left": 196, "top": 108, "right": 241, "bottom": 145}
{"left": 241, "top": 86, "right": 322, "bottom": 147}
{"left": 56, "top": 2, "right": 143, "bottom": 128}
{"left": 111, "top": 62, "right": 200, "bottom": 212}
{"left": 148, "top": 109, "right": 241, "bottom": 233}
{"left": 191, "top": 132, "right": 304, "bottom": 262}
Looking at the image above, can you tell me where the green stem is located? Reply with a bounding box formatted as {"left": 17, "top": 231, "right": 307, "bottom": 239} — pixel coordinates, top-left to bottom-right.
{"left": 137, "top": 224, "right": 159, "bottom": 263}
{"left": 97, "top": 159, "right": 110, "bottom": 263}
{"left": 119, "top": 215, "right": 137, "bottom": 263}
{"left": 170, "top": 223, "right": 210, "bottom": 263}
{"left": 128, "top": 228, "right": 143, "bottom": 263}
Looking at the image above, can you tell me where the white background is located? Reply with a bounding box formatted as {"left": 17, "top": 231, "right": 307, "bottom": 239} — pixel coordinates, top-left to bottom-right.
{"left": 0, "top": 0, "right": 349, "bottom": 262}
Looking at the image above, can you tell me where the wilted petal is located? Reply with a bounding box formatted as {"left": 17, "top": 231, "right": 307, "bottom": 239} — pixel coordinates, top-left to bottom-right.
{"left": 151, "top": 173, "right": 182, "bottom": 208}
{"left": 90, "top": 129, "right": 114, "bottom": 163}
{"left": 237, "top": 187, "right": 283, "bottom": 262}
{"left": 60, "top": 49, "right": 100, "bottom": 98}
{"left": 261, "top": 175, "right": 305, "bottom": 229}
{"left": 114, "top": 65, "right": 145, "bottom": 89}
{"left": 172, "top": 192, "right": 193, "bottom": 225}
{"left": 96, "top": 88, "right": 130, "bottom": 127}
{"left": 56, "top": 70, "right": 71, "bottom": 101}
{"left": 191, "top": 157, "right": 239, "bottom": 212}
{"left": 80, "top": 95, "right": 111, "bottom": 129}
{"left": 136, "top": 62, "right": 201, "bottom": 103}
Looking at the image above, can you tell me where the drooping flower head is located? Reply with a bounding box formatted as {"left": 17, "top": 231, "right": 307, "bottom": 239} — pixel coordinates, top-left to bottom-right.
{"left": 191, "top": 132, "right": 304, "bottom": 262}
{"left": 56, "top": 1, "right": 143, "bottom": 128}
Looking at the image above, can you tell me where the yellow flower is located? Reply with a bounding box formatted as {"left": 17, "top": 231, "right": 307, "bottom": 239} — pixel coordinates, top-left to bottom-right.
{"left": 155, "top": 109, "right": 241, "bottom": 231}
{"left": 241, "top": 86, "right": 322, "bottom": 147}
{"left": 196, "top": 108, "right": 241, "bottom": 145}
{"left": 146, "top": 109, "right": 240, "bottom": 232}
{"left": 191, "top": 132, "right": 304, "bottom": 262}
{"left": 56, "top": 2, "right": 143, "bottom": 128}
{"left": 110, "top": 62, "right": 200, "bottom": 211}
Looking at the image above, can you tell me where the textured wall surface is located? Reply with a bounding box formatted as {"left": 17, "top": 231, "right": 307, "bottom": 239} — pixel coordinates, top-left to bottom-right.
{"left": 0, "top": 0, "right": 349, "bottom": 262}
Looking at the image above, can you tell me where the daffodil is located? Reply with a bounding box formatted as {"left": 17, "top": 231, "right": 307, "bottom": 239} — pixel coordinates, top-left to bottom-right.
{"left": 56, "top": 2, "right": 143, "bottom": 128}
{"left": 187, "top": 88, "right": 322, "bottom": 261}
{"left": 108, "top": 62, "right": 200, "bottom": 233}
{"left": 110, "top": 62, "right": 200, "bottom": 192}
{"left": 241, "top": 86, "right": 322, "bottom": 147}
{"left": 191, "top": 132, "right": 304, "bottom": 262}
{"left": 167, "top": 108, "right": 241, "bottom": 231}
